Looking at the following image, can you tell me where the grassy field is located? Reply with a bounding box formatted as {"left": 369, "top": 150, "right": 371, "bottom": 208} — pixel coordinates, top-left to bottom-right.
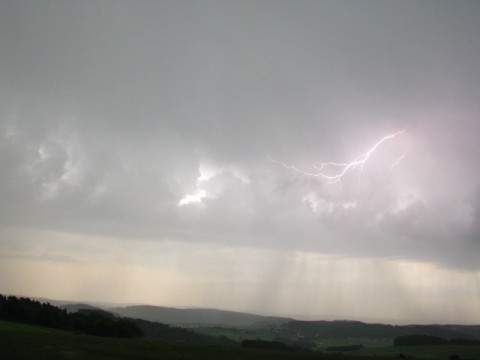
{"left": 0, "top": 319, "right": 49, "bottom": 333}
{"left": 353, "top": 344, "right": 480, "bottom": 359}
{"left": 0, "top": 320, "right": 383, "bottom": 360}
{"left": 192, "top": 325, "right": 277, "bottom": 342}
{"left": 2, "top": 320, "right": 479, "bottom": 359}
{"left": 315, "top": 337, "right": 391, "bottom": 348}
{"left": 315, "top": 337, "right": 480, "bottom": 359}
{"left": 194, "top": 325, "right": 480, "bottom": 359}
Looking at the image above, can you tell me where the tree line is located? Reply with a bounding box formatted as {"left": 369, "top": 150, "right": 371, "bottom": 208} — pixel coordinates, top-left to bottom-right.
{"left": 394, "top": 334, "right": 480, "bottom": 347}
{"left": 0, "top": 294, "right": 142, "bottom": 338}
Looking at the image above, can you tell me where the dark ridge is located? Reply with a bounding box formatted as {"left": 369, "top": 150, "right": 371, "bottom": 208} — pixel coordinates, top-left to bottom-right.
{"left": 0, "top": 294, "right": 142, "bottom": 338}
{"left": 281, "top": 320, "right": 478, "bottom": 341}
{"left": 109, "top": 305, "right": 291, "bottom": 326}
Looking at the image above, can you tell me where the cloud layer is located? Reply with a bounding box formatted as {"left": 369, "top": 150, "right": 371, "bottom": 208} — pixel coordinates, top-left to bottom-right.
{"left": 1, "top": 1, "right": 480, "bottom": 320}
{"left": 1, "top": 1, "right": 480, "bottom": 270}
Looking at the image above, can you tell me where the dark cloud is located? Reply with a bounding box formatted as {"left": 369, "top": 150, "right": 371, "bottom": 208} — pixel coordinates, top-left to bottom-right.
{"left": 1, "top": 0, "right": 480, "bottom": 271}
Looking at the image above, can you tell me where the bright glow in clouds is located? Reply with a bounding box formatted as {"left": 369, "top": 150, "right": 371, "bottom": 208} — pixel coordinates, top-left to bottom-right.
{"left": 269, "top": 130, "right": 406, "bottom": 185}
{"left": 177, "top": 189, "right": 207, "bottom": 207}
{"left": 178, "top": 161, "right": 250, "bottom": 206}
{"left": 177, "top": 162, "right": 219, "bottom": 206}
{"left": 177, "top": 163, "right": 217, "bottom": 206}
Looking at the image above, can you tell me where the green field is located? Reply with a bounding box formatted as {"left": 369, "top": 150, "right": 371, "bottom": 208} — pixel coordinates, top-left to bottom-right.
{"left": 0, "top": 319, "right": 49, "bottom": 333}
{"left": 192, "top": 325, "right": 277, "bottom": 342}
{"left": 2, "top": 320, "right": 480, "bottom": 359}
{"left": 316, "top": 337, "right": 480, "bottom": 360}
{"left": 0, "top": 320, "right": 382, "bottom": 360}
{"left": 194, "top": 325, "right": 480, "bottom": 360}
{"left": 353, "top": 344, "right": 480, "bottom": 359}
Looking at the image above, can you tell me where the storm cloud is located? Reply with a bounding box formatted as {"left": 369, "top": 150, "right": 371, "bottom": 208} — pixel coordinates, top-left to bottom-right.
{"left": 1, "top": 1, "right": 479, "bottom": 322}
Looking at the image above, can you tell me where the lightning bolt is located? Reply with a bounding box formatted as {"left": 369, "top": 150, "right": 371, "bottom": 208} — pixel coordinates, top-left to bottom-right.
{"left": 388, "top": 150, "right": 408, "bottom": 170}
{"left": 268, "top": 130, "right": 406, "bottom": 185}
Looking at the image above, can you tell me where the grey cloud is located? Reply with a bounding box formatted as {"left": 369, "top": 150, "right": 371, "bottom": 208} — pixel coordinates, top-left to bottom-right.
{"left": 1, "top": 0, "right": 480, "bottom": 270}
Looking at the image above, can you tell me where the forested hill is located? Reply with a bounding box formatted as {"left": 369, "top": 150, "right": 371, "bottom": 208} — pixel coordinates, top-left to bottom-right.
{"left": 109, "top": 305, "right": 291, "bottom": 326}
{"left": 281, "top": 321, "right": 480, "bottom": 341}
{"left": 0, "top": 295, "right": 238, "bottom": 346}
{"left": 0, "top": 294, "right": 142, "bottom": 338}
{"left": 6, "top": 295, "right": 479, "bottom": 343}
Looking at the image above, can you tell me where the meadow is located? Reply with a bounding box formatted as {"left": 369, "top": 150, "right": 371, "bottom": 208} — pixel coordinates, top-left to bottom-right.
{"left": 0, "top": 319, "right": 385, "bottom": 360}
{"left": 3, "top": 319, "right": 480, "bottom": 360}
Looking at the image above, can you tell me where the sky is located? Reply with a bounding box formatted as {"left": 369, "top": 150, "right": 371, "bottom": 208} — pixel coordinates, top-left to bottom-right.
{"left": 1, "top": 0, "right": 480, "bottom": 324}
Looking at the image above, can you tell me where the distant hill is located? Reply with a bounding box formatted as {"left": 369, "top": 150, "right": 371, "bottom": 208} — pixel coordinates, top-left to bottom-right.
{"left": 278, "top": 320, "right": 480, "bottom": 342}
{"left": 440, "top": 325, "right": 480, "bottom": 339}
{"left": 1, "top": 294, "right": 237, "bottom": 346}
{"left": 29, "top": 297, "right": 139, "bottom": 309}
{"left": 16, "top": 295, "right": 480, "bottom": 341}
{"left": 63, "top": 306, "right": 238, "bottom": 346}
{"left": 62, "top": 303, "right": 103, "bottom": 313}
{"left": 130, "top": 318, "right": 237, "bottom": 346}
{"left": 109, "top": 305, "right": 292, "bottom": 326}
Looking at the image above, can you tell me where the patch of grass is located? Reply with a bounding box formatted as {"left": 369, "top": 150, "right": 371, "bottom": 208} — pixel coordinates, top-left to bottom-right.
{"left": 317, "top": 337, "right": 391, "bottom": 348}
{"left": 0, "top": 319, "right": 49, "bottom": 333}
{"left": 192, "top": 325, "right": 276, "bottom": 342}
{"left": 353, "top": 344, "right": 480, "bottom": 359}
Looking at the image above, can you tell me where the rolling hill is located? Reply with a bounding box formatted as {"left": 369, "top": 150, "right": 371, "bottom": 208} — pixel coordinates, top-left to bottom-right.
{"left": 109, "top": 305, "right": 292, "bottom": 326}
